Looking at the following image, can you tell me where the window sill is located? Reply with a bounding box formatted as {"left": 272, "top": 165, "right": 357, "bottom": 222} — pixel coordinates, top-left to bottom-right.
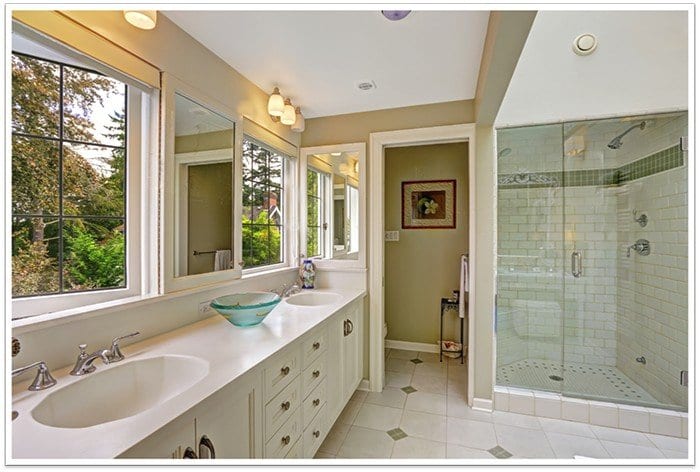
{"left": 241, "top": 265, "right": 296, "bottom": 280}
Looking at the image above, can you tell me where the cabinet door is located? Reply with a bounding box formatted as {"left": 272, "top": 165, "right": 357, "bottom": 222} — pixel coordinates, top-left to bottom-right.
{"left": 325, "top": 315, "right": 344, "bottom": 423}
{"left": 342, "top": 303, "right": 362, "bottom": 401}
{"left": 193, "top": 371, "right": 263, "bottom": 459}
{"left": 117, "top": 410, "right": 193, "bottom": 459}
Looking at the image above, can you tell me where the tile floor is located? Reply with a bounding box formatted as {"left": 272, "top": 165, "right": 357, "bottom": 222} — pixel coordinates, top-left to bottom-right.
{"left": 314, "top": 349, "right": 689, "bottom": 461}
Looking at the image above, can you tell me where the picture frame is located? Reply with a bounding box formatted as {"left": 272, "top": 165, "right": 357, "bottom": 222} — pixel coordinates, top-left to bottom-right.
{"left": 401, "top": 179, "right": 456, "bottom": 229}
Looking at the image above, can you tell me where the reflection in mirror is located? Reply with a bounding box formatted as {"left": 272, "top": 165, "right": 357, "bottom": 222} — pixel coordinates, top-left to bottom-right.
{"left": 306, "top": 151, "right": 360, "bottom": 260}
{"left": 174, "top": 94, "right": 234, "bottom": 277}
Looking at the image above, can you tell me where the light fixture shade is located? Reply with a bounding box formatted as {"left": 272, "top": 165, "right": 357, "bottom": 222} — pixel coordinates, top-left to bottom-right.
{"left": 267, "top": 87, "right": 285, "bottom": 117}
{"left": 123, "top": 10, "right": 157, "bottom": 30}
{"left": 291, "top": 107, "right": 305, "bottom": 132}
{"left": 281, "top": 99, "right": 296, "bottom": 126}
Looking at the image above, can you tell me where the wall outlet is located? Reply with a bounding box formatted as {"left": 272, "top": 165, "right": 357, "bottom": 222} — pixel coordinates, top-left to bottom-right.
{"left": 198, "top": 300, "right": 212, "bottom": 315}
{"left": 385, "top": 231, "right": 399, "bottom": 242}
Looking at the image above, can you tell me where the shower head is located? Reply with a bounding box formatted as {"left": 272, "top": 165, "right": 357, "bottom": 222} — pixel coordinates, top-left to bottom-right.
{"left": 607, "top": 121, "right": 646, "bottom": 150}
{"left": 498, "top": 148, "right": 512, "bottom": 158}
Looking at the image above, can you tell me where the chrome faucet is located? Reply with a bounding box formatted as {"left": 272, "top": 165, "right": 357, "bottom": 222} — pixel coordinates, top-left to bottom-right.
{"left": 272, "top": 283, "right": 302, "bottom": 298}
{"left": 69, "top": 331, "right": 140, "bottom": 376}
{"left": 12, "top": 360, "right": 57, "bottom": 391}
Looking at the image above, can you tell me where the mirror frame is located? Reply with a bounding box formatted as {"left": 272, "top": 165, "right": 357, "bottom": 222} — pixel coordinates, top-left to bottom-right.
{"left": 299, "top": 142, "right": 366, "bottom": 270}
{"left": 162, "top": 73, "right": 242, "bottom": 293}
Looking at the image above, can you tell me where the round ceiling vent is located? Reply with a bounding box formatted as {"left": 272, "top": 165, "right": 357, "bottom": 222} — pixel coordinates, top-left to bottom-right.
{"left": 356, "top": 80, "right": 376, "bottom": 92}
{"left": 573, "top": 33, "right": 598, "bottom": 56}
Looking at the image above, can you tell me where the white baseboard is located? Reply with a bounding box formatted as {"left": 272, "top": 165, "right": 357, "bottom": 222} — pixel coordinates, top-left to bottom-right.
{"left": 385, "top": 339, "right": 439, "bottom": 353}
{"left": 472, "top": 397, "right": 493, "bottom": 412}
{"left": 357, "top": 379, "right": 370, "bottom": 391}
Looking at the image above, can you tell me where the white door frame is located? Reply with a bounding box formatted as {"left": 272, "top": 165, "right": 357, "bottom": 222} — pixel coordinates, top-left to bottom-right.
{"left": 368, "top": 123, "right": 477, "bottom": 407}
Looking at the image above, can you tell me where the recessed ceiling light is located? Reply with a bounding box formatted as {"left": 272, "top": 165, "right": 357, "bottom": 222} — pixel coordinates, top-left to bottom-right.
{"left": 573, "top": 33, "right": 597, "bottom": 56}
{"left": 330, "top": 152, "right": 342, "bottom": 157}
{"left": 356, "top": 80, "right": 376, "bottom": 92}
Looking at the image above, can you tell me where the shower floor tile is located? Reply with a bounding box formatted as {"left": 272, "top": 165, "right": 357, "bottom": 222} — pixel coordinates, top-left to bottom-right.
{"left": 497, "top": 359, "right": 657, "bottom": 404}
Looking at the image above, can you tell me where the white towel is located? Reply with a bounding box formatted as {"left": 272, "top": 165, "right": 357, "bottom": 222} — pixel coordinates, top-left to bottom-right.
{"left": 459, "top": 254, "right": 469, "bottom": 319}
{"left": 214, "top": 250, "right": 231, "bottom": 271}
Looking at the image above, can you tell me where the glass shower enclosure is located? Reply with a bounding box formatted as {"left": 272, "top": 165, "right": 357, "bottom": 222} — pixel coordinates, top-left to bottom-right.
{"left": 495, "top": 111, "right": 688, "bottom": 411}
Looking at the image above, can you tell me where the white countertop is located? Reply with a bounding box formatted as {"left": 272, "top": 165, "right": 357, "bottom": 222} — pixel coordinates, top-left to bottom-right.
{"left": 11, "top": 288, "right": 365, "bottom": 460}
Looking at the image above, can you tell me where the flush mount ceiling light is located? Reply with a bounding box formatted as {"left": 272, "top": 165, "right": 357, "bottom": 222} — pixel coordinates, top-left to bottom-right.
{"left": 381, "top": 11, "right": 411, "bottom": 21}
{"left": 573, "top": 33, "right": 598, "bottom": 56}
{"left": 123, "top": 10, "right": 157, "bottom": 30}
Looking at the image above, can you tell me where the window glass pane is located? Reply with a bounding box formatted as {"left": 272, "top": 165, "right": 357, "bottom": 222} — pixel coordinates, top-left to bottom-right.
{"left": 63, "top": 143, "right": 125, "bottom": 216}
{"left": 307, "top": 169, "right": 319, "bottom": 197}
{"left": 269, "top": 152, "right": 283, "bottom": 188}
{"left": 12, "top": 217, "right": 60, "bottom": 297}
{"left": 307, "top": 225, "right": 319, "bottom": 258}
{"left": 268, "top": 186, "right": 282, "bottom": 226}
{"left": 244, "top": 140, "right": 268, "bottom": 184}
{"left": 12, "top": 136, "right": 59, "bottom": 215}
{"left": 11, "top": 54, "right": 60, "bottom": 138}
{"left": 242, "top": 224, "right": 269, "bottom": 268}
{"left": 269, "top": 225, "right": 283, "bottom": 264}
{"left": 62, "top": 218, "right": 125, "bottom": 292}
{"left": 62, "top": 67, "right": 126, "bottom": 146}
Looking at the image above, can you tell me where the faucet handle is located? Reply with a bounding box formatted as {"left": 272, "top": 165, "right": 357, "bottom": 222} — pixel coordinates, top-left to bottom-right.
{"left": 107, "top": 331, "right": 140, "bottom": 362}
{"left": 12, "top": 361, "right": 57, "bottom": 391}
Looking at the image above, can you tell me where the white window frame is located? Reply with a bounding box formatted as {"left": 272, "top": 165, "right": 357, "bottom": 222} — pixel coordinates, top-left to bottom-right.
{"left": 240, "top": 135, "right": 297, "bottom": 275}
{"left": 305, "top": 165, "right": 332, "bottom": 260}
{"left": 11, "top": 73, "right": 154, "bottom": 319}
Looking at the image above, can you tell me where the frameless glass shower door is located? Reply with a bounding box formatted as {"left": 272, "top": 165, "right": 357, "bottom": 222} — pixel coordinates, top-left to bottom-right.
{"left": 496, "top": 112, "right": 688, "bottom": 412}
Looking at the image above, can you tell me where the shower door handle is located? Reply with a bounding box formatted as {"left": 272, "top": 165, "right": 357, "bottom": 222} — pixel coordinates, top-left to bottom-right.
{"left": 571, "top": 251, "right": 582, "bottom": 278}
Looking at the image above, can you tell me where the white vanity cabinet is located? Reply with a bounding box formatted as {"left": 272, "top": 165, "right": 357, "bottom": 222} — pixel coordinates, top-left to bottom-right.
{"left": 118, "top": 369, "right": 262, "bottom": 459}
{"left": 116, "top": 295, "right": 364, "bottom": 460}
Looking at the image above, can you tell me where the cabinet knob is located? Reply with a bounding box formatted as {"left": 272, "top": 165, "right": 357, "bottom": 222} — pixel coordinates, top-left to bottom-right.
{"left": 313, "top": 398, "right": 320, "bottom": 406}
{"left": 312, "top": 342, "right": 321, "bottom": 350}
{"left": 280, "top": 366, "right": 290, "bottom": 376}
{"left": 313, "top": 430, "right": 320, "bottom": 438}
{"left": 312, "top": 370, "right": 320, "bottom": 378}
{"left": 281, "top": 401, "right": 291, "bottom": 411}
{"left": 281, "top": 435, "right": 291, "bottom": 445}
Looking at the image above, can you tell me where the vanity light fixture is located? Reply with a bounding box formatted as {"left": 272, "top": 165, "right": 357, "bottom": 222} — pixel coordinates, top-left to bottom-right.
{"left": 267, "top": 87, "right": 285, "bottom": 118}
{"left": 123, "top": 10, "right": 157, "bottom": 30}
{"left": 281, "top": 98, "right": 296, "bottom": 126}
{"left": 381, "top": 11, "right": 411, "bottom": 21}
{"left": 291, "top": 107, "right": 305, "bottom": 132}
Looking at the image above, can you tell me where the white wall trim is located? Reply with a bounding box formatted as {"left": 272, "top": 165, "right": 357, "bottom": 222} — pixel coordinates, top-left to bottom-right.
{"left": 368, "top": 123, "right": 477, "bottom": 402}
{"left": 356, "top": 379, "right": 370, "bottom": 391}
{"left": 472, "top": 397, "right": 494, "bottom": 412}
{"left": 385, "top": 339, "right": 440, "bottom": 354}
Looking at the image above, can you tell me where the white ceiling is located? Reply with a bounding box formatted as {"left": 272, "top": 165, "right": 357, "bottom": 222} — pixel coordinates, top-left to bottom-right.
{"left": 164, "top": 10, "right": 489, "bottom": 118}
{"left": 175, "top": 93, "right": 233, "bottom": 136}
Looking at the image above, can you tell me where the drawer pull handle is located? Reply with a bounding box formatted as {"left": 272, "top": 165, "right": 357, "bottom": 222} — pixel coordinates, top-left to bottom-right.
{"left": 312, "top": 370, "right": 321, "bottom": 378}
{"left": 313, "top": 398, "right": 320, "bottom": 406}
{"left": 281, "top": 366, "right": 290, "bottom": 376}
{"left": 281, "top": 401, "right": 291, "bottom": 411}
{"left": 281, "top": 435, "right": 291, "bottom": 445}
{"left": 313, "top": 430, "right": 320, "bottom": 438}
{"left": 312, "top": 342, "right": 320, "bottom": 350}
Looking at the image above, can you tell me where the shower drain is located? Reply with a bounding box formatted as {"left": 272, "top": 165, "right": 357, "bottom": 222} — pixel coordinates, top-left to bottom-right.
{"left": 548, "top": 375, "right": 564, "bottom": 382}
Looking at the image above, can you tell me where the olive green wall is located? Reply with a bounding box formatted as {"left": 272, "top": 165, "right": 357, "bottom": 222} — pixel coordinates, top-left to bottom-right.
{"left": 384, "top": 142, "right": 469, "bottom": 345}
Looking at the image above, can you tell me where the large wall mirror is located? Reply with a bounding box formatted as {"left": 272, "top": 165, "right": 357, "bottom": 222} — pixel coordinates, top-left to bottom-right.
{"left": 163, "top": 74, "right": 240, "bottom": 292}
{"left": 300, "top": 143, "right": 365, "bottom": 268}
{"left": 173, "top": 93, "right": 234, "bottom": 277}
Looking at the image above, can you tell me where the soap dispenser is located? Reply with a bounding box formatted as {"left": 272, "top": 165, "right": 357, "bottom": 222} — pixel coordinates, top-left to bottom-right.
{"left": 299, "top": 259, "right": 315, "bottom": 289}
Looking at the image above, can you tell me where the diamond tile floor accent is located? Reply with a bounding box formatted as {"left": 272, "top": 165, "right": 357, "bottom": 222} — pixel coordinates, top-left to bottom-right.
{"left": 314, "top": 349, "right": 689, "bottom": 461}
{"left": 488, "top": 445, "right": 513, "bottom": 459}
{"left": 410, "top": 358, "right": 424, "bottom": 364}
{"left": 387, "top": 428, "right": 408, "bottom": 440}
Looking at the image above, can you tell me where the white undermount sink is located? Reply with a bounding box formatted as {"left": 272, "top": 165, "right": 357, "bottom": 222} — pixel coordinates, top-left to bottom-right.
{"left": 31, "top": 355, "right": 209, "bottom": 429}
{"left": 285, "top": 291, "right": 341, "bottom": 307}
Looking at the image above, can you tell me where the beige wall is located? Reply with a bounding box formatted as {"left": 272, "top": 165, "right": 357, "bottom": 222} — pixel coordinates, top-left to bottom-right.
{"left": 301, "top": 100, "right": 475, "bottom": 147}
{"left": 175, "top": 130, "right": 234, "bottom": 154}
{"left": 18, "top": 10, "right": 299, "bottom": 147}
{"left": 384, "top": 143, "right": 469, "bottom": 345}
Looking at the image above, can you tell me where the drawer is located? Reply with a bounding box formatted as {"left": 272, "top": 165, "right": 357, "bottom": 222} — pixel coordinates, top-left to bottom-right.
{"left": 303, "top": 405, "right": 327, "bottom": 459}
{"left": 284, "top": 439, "right": 302, "bottom": 459}
{"left": 302, "top": 355, "right": 326, "bottom": 398}
{"left": 265, "top": 408, "right": 302, "bottom": 459}
{"left": 264, "top": 347, "right": 300, "bottom": 403}
{"left": 301, "top": 327, "right": 327, "bottom": 368}
{"left": 302, "top": 379, "right": 327, "bottom": 429}
{"left": 265, "top": 376, "right": 302, "bottom": 441}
